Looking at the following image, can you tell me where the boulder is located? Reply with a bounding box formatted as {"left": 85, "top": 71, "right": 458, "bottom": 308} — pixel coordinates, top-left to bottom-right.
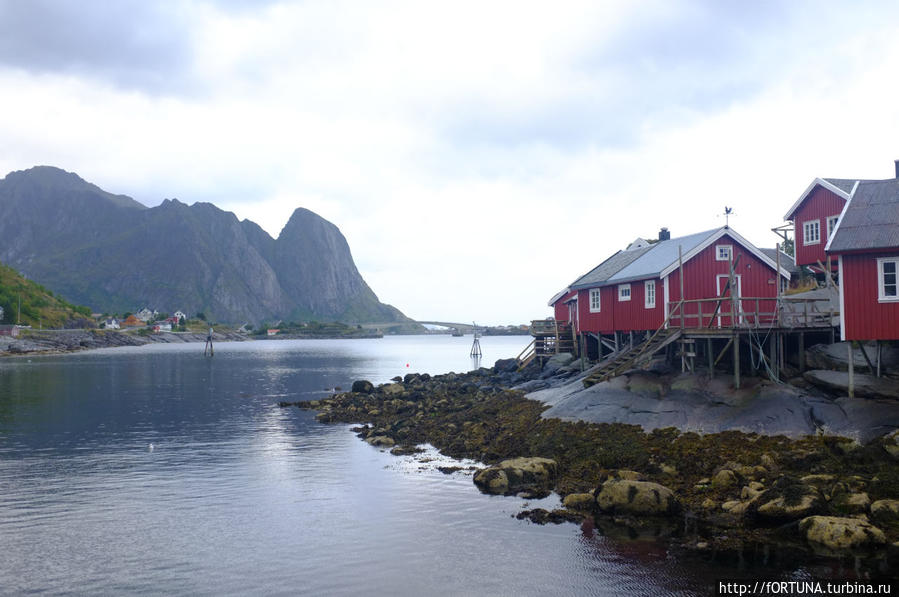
{"left": 757, "top": 492, "right": 821, "bottom": 522}
{"left": 799, "top": 516, "right": 886, "bottom": 551}
{"left": 379, "top": 383, "right": 405, "bottom": 396}
{"left": 712, "top": 469, "right": 738, "bottom": 489}
{"left": 596, "top": 479, "right": 680, "bottom": 516}
{"left": 806, "top": 342, "right": 899, "bottom": 372}
{"left": 473, "top": 457, "right": 557, "bottom": 496}
{"left": 803, "top": 370, "right": 899, "bottom": 399}
{"left": 352, "top": 380, "right": 374, "bottom": 394}
{"left": 831, "top": 492, "right": 870, "bottom": 515}
{"left": 493, "top": 358, "right": 519, "bottom": 373}
{"left": 883, "top": 430, "right": 899, "bottom": 461}
{"left": 365, "top": 435, "right": 395, "bottom": 447}
{"left": 562, "top": 493, "right": 596, "bottom": 511}
{"left": 871, "top": 499, "right": 899, "bottom": 525}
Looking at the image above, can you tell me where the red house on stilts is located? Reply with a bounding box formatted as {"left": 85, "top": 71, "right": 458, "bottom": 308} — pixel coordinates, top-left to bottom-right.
{"left": 827, "top": 178, "right": 899, "bottom": 345}
{"left": 561, "top": 226, "right": 791, "bottom": 361}
{"left": 783, "top": 177, "right": 861, "bottom": 277}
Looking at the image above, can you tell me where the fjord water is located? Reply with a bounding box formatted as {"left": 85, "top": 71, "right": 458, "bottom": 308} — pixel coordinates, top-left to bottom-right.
{"left": 0, "top": 336, "right": 791, "bottom": 595}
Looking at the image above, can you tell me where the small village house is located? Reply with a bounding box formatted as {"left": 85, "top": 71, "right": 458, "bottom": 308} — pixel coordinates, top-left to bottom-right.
{"left": 267, "top": 329, "right": 279, "bottom": 336}
{"left": 783, "top": 178, "right": 859, "bottom": 275}
{"left": 0, "top": 324, "right": 19, "bottom": 337}
{"left": 827, "top": 178, "right": 899, "bottom": 342}
{"left": 563, "top": 227, "right": 790, "bottom": 360}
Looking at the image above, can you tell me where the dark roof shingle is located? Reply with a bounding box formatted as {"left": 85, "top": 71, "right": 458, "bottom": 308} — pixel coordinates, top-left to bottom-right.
{"left": 828, "top": 179, "right": 899, "bottom": 253}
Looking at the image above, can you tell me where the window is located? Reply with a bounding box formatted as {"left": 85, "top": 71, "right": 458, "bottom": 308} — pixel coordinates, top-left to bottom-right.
{"left": 644, "top": 280, "right": 656, "bottom": 309}
{"left": 715, "top": 245, "right": 733, "bottom": 261}
{"left": 803, "top": 220, "right": 820, "bottom": 245}
{"left": 618, "top": 284, "right": 631, "bottom": 301}
{"left": 589, "top": 288, "right": 601, "bottom": 312}
{"left": 826, "top": 215, "right": 840, "bottom": 239}
{"left": 878, "top": 258, "right": 899, "bottom": 302}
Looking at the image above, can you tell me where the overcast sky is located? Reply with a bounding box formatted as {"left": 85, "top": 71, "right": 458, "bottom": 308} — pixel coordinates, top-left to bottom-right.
{"left": 2, "top": 1, "right": 899, "bottom": 325}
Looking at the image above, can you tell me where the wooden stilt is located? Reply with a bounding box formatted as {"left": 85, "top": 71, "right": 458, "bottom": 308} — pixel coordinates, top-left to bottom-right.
{"left": 798, "top": 332, "right": 805, "bottom": 373}
{"left": 734, "top": 332, "right": 741, "bottom": 389}
{"left": 708, "top": 338, "right": 714, "bottom": 379}
{"left": 877, "top": 341, "right": 882, "bottom": 378}
{"left": 778, "top": 332, "right": 784, "bottom": 379}
{"left": 848, "top": 342, "right": 855, "bottom": 398}
{"left": 768, "top": 332, "right": 777, "bottom": 382}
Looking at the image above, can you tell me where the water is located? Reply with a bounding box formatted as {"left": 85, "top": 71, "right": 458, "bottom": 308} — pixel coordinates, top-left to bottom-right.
{"left": 0, "top": 336, "right": 875, "bottom": 595}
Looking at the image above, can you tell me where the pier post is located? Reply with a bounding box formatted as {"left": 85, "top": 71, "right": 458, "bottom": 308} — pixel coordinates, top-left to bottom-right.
{"left": 848, "top": 342, "right": 855, "bottom": 398}
{"left": 707, "top": 338, "right": 714, "bottom": 379}
{"left": 798, "top": 332, "right": 805, "bottom": 373}
{"left": 733, "top": 332, "right": 741, "bottom": 389}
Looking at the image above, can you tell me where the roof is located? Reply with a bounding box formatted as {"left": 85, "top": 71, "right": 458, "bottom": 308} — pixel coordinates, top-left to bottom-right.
{"left": 571, "top": 227, "right": 791, "bottom": 290}
{"left": 826, "top": 179, "right": 899, "bottom": 253}
{"left": 784, "top": 177, "right": 855, "bottom": 221}
{"left": 759, "top": 248, "right": 800, "bottom": 276}
{"left": 569, "top": 245, "right": 653, "bottom": 290}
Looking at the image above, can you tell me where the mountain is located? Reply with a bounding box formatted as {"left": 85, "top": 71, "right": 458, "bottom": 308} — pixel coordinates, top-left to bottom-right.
{"left": 0, "top": 262, "right": 93, "bottom": 328}
{"left": 0, "top": 166, "right": 411, "bottom": 325}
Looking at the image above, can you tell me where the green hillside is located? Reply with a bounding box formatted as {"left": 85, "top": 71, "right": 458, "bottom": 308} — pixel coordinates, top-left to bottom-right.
{"left": 0, "top": 263, "right": 93, "bottom": 328}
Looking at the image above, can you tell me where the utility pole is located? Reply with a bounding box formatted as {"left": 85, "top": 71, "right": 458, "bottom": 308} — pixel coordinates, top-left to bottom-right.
{"left": 17, "top": 293, "right": 21, "bottom": 325}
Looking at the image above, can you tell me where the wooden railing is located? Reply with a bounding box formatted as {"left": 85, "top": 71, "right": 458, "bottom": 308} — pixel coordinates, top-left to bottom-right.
{"left": 666, "top": 296, "right": 836, "bottom": 330}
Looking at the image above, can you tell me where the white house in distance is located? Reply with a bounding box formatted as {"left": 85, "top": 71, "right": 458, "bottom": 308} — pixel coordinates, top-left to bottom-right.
{"left": 173, "top": 310, "right": 187, "bottom": 321}
{"left": 136, "top": 308, "right": 158, "bottom": 322}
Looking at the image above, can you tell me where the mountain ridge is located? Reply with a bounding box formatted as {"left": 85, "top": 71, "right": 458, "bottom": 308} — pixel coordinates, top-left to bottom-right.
{"left": 0, "top": 166, "right": 410, "bottom": 325}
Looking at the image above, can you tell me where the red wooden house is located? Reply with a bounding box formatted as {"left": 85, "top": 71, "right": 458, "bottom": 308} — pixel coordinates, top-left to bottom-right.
{"left": 827, "top": 179, "right": 899, "bottom": 341}
{"left": 566, "top": 227, "right": 790, "bottom": 357}
{"left": 784, "top": 177, "right": 863, "bottom": 274}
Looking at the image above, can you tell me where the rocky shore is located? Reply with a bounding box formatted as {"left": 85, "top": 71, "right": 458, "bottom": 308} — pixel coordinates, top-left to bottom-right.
{"left": 281, "top": 354, "right": 899, "bottom": 572}
{"left": 0, "top": 329, "right": 247, "bottom": 357}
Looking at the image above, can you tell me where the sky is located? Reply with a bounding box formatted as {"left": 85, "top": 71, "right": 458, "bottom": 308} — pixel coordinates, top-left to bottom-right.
{"left": 2, "top": 1, "right": 899, "bottom": 325}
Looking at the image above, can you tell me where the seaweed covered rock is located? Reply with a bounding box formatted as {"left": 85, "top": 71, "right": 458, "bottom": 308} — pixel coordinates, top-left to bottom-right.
{"left": 871, "top": 499, "right": 899, "bottom": 525}
{"left": 351, "top": 380, "right": 374, "bottom": 394}
{"left": 799, "top": 516, "right": 886, "bottom": 551}
{"left": 748, "top": 476, "right": 823, "bottom": 523}
{"left": 595, "top": 479, "right": 679, "bottom": 516}
{"left": 562, "top": 493, "right": 596, "bottom": 511}
{"left": 473, "top": 457, "right": 557, "bottom": 496}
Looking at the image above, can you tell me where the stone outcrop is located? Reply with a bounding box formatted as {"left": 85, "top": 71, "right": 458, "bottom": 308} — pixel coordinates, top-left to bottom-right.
{"left": 595, "top": 479, "right": 679, "bottom": 516}
{"left": 799, "top": 516, "right": 886, "bottom": 551}
{"left": 473, "top": 457, "right": 557, "bottom": 497}
{"left": 804, "top": 370, "right": 899, "bottom": 399}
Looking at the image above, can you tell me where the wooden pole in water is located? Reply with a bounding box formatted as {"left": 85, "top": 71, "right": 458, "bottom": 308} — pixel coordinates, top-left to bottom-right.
{"left": 205, "top": 326, "right": 214, "bottom": 357}
{"left": 733, "top": 331, "right": 741, "bottom": 389}
{"left": 847, "top": 342, "right": 854, "bottom": 398}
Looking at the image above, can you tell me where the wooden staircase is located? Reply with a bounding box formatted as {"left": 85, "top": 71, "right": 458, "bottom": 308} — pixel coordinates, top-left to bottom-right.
{"left": 582, "top": 328, "right": 682, "bottom": 387}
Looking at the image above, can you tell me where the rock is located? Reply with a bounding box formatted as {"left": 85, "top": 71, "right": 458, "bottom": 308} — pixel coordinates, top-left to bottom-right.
{"left": 883, "top": 430, "right": 899, "bottom": 461}
{"left": 799, "top": 516, "right": 886, "bottom": 551}
{"left": 806, "top": 342, "right": 899, "bottom": 372}
{"left": 365, "top": 435, "right": 395, "bottom": 447}
{"left": 722, "top": 500, "right": 750, "bottom": 515}
{"left": 870, "top": 499, "right": 899, "bottom": 525}
{"left": 596, "top": 479, "right": 680, "bottom": 515}
{"left": 701, "top": 498, "right": 717, "bottom": 510}
{"left": 562, "top": 493, "right": 596, "bottom": 511}
{"left": 612, "top": 470, "right": 643, "bottom": 481}
{"left": 712, "top": 469, "right": 738, "bottom": 489}
{"left": 831, "top": 492, "right": 870, "bottom": 515}
{"left": 760, "top": 453, "right": 777, "bottom": 470}
{"left": 800, "top": 474, "right": 835, "bottom": 488}
{"left": 352, "top": 380, "right": 374, "bottom": 394}
{"left": 379, "top": 383, "right": 404, "bottom": 396}
{"left": 659, "top": 464, "right": 677, "bottom": 476}
{"left": 741, "top": 485, "right": 762, "bottom": 501}
{"left": 756, "top": 492, "right": 821, "bottom": 522}
{"left": 493, "top": 358, "right": 519, "bottom": 373}
{"left": 473, "top": 457, "right": 557, "bottom": 496}
{"left": 804, "top": 370, "right": 899, "bottom": 399}
{"left": 543, "top": 352, "right": 574, "bottom": 373}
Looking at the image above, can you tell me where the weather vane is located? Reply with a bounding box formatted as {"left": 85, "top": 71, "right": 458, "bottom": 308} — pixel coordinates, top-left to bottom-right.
{"left": 722, "top": 206, "right": 734, "bottom": 227}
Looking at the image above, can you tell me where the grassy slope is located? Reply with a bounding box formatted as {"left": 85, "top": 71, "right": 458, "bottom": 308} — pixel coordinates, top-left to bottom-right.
{"left": 0, "top": 262, "right": 93, "bottom": 328}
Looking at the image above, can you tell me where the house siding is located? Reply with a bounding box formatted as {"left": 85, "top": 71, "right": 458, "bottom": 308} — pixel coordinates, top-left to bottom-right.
{"left": 792, "top": 186, "right": 846, "bottom": 269}
{"left": 552, "top": 290, "right": 576, "bottom": 322}
{"left": 839, "top": 250, "right": 899, "bottom": 341}
{"left": 666, "top": 234, "right": 780, "bottom": 327}
{"left": 577, "top": 286, "right": 616, "bottom": 334}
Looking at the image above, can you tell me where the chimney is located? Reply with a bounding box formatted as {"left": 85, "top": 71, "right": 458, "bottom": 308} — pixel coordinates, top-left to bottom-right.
{"left": 894, "top": 159, "right": 899, "bottom": 179}
{"left": 658, "top": 227, "right": 670, "bottom": 241}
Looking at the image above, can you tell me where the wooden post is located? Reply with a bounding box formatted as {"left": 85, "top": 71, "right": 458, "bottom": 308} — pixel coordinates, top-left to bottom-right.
{"left": 733, "top": 332, "right": 741, "bottom": 389}
{"left": 768, "top": 332, "right": 777, "bottom": 381}
{"left": 729, "top": 252, "right": 737, "bottom": 328}
{"left": 775, "top": 242, "right": 783, "bottom": 326}
{"left": 778, "top": 332, "right": 785, "bottom": 379}
{"left": 877, "top": 341, "right": 882, "bottom": 378}
{"left": 798, "top": 332, "right": 805, "bottom": 373}
{"left": 679, "top": 246, "right": 685, "bottom": 331}
{"left": 707, "top": 338, "right": 714, "bottom": 379}
{"left": 848, "top": 342, "right": 855, "bottom": 398}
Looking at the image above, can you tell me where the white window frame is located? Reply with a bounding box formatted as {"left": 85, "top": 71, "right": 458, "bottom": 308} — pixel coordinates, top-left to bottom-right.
{"left": 589, "top": 288, "right": 601, "bottom": 312}
{"left": 644, "top": 280, "right": 656, "bottom": 309}
{"left": 803, "top": 219, "right": 821, "bottom": 246}
{"left": 826, "top": 215, "right": 839, "bottom": 240}
{"left": 618, "top": 284, "right": 631, "bottom": 302}
{"left": 715, "top": 244, "right": 733, "bottom": 262}
{"left": 878, "top": 258, "right": 899, "bottom": 302}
